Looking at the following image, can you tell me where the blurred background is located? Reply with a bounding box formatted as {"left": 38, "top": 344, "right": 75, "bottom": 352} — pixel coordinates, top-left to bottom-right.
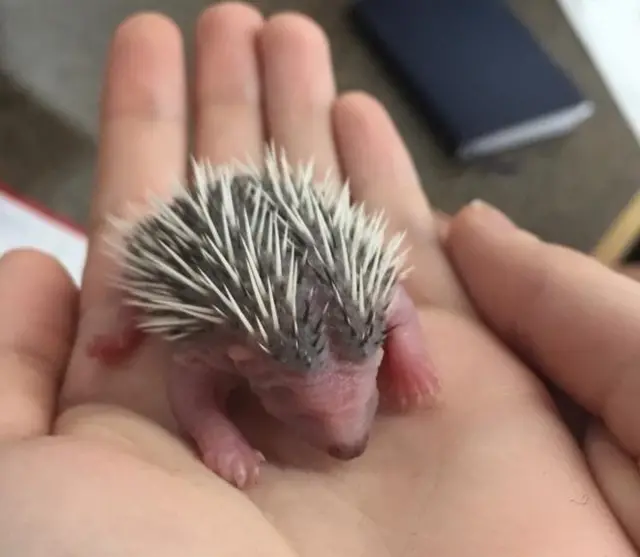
{"left": 0, "top": 0, "right": 638, "bottom": 253}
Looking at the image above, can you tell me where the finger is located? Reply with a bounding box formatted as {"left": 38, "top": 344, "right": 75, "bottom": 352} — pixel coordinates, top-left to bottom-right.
{"left": 194, "top": 2, "right": 265, "bottom": 166}
{"left": 615, "top": 263, "right": 640, "bottom": 283}
{"left": 585, "top": 421, "right": 640, "bottom": 551}
{"left": 82, "top": 12, "right": 187, "bottom": 309}
{"left": 333, "top": 92, "right": 473, "bottom": 314}
{"left": 0, "top": 249, "right": 78, "bottom": 440}
{"left": 259, "top": 12, "right": 340, "bottom": 181}
{"left": 446, "top": 200, "right": 640, "bottom": 458}
{"left": 433, "top": 209, "right": 452, "bottom": 242}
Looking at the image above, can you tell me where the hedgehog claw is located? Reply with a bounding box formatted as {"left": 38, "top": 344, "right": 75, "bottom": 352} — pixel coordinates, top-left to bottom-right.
{"left": 233, "top": 461, "right": 247, "bottom": 488}
{"left": 204, "top": 444, "right": 265, "bottom": 489}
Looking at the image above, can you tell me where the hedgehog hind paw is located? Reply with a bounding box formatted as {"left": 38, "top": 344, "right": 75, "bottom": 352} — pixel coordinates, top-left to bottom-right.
{"left": 378, "top": 284, "right": 442, "bottom": 413}
{"left": 378, "top": 363, "right": 440, "bottom": 413}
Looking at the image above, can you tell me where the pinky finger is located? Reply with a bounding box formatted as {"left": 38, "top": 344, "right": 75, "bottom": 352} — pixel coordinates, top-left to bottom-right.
{"left": 0, "top": 249, "right": 78, "bottom": 440}
{"left": 586, "top": 421, "right": 640, "bottom": 551}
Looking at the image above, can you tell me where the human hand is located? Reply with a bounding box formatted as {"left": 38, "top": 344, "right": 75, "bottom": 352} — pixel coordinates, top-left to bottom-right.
{"left": 0, "top": 3, "right": 638, "bottom": 556}
{"left": 443, "top": 203, "right": 640, "bottom": 552}
{"left": 618, "top": 263, "right": 640, "bottom": 282}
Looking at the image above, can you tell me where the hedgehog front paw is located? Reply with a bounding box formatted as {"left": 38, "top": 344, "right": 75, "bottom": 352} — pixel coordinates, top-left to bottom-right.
{"left": 202, "top": 438, "right": 266, "bottom": 489}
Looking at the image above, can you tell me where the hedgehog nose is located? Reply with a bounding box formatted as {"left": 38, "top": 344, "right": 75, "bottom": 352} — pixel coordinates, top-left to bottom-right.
{"left": 327, "top": 435, "right": 369, "bottom": 460}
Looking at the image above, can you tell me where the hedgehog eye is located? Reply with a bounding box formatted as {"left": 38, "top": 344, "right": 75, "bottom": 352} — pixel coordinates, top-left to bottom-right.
{"left": 383, "top": 323, "right": 396, "bottom": 337}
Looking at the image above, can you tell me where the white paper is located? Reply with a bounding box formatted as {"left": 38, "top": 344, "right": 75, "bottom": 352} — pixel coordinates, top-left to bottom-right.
{"left": 557, "top": 0, "right": 640, "bottom": 146}
{"left": 0, "top": 190, "right": 87, "bottom": 286}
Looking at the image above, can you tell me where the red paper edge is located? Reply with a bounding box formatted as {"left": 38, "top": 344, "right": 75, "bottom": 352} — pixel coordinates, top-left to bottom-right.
{"left": 0, "top": 180, "right": 87, "bottom": 239}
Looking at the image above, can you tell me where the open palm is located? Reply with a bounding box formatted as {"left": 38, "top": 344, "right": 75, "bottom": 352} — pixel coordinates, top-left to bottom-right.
{"left": 0, "top": 4, "right": 635, "bottom": 556}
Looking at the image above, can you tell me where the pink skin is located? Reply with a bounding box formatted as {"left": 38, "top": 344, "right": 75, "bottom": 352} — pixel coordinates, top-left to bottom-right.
{"left": 86, "top": 283, "right": 439, "bottom": 489}
{"left": 86, "top": 304, "right": 145, "bottom": 365}
{"left": 166, "top": 346, "right": 267, "bottom": 488}
{"left": 378, "top": 285, "right": 440, "bottom": 411}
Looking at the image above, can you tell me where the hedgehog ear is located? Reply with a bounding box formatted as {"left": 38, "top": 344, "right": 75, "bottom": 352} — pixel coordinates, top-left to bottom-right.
{"left": 227, "top": 344, "right": 255, "bottom": 363}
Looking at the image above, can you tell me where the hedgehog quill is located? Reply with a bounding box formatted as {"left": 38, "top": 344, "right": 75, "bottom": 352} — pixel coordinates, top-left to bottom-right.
{"left": 89, "top": 145, "right": 441, "bottom": 489}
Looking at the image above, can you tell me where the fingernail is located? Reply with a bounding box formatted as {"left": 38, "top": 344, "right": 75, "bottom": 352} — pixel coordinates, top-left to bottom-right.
{"left": 466, "top": 199, "right": 539, "bottom": 242}
{"left": 466, "top": 199, "right": 516, "bottom": 231}
{"left": 434, "top": 211, "right": 452, "bottom": 243}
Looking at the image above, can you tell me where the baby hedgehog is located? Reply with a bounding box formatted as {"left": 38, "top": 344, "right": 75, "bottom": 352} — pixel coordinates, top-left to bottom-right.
{"left": 89, "top": 145, "right": 440, "bottom": 489}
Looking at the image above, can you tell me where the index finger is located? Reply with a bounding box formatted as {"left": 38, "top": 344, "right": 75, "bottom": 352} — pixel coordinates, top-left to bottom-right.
{"left": 81, "top": 12, "right": 187, "bottom": 310}
{"left": 445, "top": 200, "right": 640, "bottom": 458}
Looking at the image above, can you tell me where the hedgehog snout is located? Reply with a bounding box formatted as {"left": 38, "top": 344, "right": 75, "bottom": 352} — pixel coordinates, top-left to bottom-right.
{"left": 327, "top": 433, "right": 370, "bottom": 460}
{"left": 300, "top": 371, "right": 379, "bottom": 457}
{"left": 251, "top": 356, "right": 381, "bottom": 457}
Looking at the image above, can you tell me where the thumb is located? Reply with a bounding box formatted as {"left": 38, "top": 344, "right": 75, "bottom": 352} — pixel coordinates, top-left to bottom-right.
{"left": 444, "top": 200, "right": 640, "bottom": 460}
{"left": 0, "top": 248, "right": 78, "bottom": 440}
